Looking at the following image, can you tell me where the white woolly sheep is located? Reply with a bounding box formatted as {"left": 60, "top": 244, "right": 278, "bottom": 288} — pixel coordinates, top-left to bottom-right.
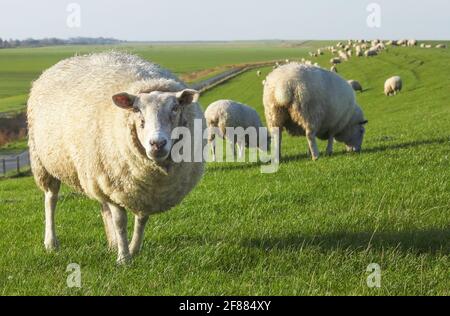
{"left": 348, "top": 80, "right": 363, "bottom": 93}
{"left": 263, "top": 63, "right": 368, "bottom": 161}
{"left": 384, "top": 76, "right": 403, "bottom": 96}
{"left": 204, "top": 100, "right": 270, "bottom": 160}
{"left": 436, "top": 44, "right": 447, "bottom": 49}
{"left": 256, "top": 70, "right": 262, "bottom": 77}
{"left": 27, "top": 52, "right": 206, "bottom": 263}
{"left": 407, "top": 39, "right": 417, "bottom": 46}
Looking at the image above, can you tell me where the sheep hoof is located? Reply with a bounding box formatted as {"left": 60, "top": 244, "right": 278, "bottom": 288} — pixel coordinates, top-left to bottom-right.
{"left": 116, "top": 254, "right": 132, "bottom": 265}
{"left": 44, "top": 238, "right": 60, "bottom": 252}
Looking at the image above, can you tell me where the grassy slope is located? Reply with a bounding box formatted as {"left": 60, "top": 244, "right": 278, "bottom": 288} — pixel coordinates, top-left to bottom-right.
{"left": 0, "top": 45, "right": 449, "bottom": 295}
{"left": 0, "top": 42, "right": 323, "bottom": 113}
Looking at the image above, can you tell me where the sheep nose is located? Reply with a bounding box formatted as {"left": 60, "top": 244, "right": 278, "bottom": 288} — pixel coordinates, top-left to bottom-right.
{"left": 150, "top": 139, "right": 167, "bottom": 151}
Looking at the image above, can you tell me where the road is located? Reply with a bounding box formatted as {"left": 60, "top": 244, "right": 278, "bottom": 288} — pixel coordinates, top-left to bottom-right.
{"left": 0, "top": 150, "right": 29, "bottom": 174}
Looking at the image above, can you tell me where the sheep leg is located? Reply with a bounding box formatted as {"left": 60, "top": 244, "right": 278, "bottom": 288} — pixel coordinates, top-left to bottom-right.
{"left": 129, "top": 215, "right": 149, "bottom": 256}
{"left": 326, "top": 136, "right": 334, "bottom": 155}
{"left": 101, "top": 203, "right": 117, "bottom": 250}
{"left": 108, "top": 203, "right": 131, "bottom": 264}
{"left": 44, "top": 179, "right": 61, "bottom": 251}
{"left": 306, "top": 130, "right": 319, "bottom": 160}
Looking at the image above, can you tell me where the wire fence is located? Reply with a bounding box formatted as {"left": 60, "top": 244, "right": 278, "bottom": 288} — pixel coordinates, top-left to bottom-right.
{"left": 0, "top": 150, "right": 30, "bottom": 177}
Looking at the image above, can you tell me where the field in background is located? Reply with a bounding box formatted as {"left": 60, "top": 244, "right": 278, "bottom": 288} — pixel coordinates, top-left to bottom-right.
{"left": 0, "top": 42, "right": 449, "bottom": 295}
{"left": 0, "top": 41, "right": 327, "bottom": 113}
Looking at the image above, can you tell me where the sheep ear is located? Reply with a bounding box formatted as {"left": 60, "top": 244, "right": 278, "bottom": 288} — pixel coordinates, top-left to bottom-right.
{"left": 360, "top": 120, "right": 368, "bottom": 125}
{"left": 112, "top": 92, "right": 136, "bottom": 110}
{"left": 176, "top": 89, "right": 199, "bottom": 106}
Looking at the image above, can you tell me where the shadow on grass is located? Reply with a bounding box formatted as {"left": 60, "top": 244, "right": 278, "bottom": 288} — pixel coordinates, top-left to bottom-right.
{"left": 241, "top": 228, "right": 450, "bottom": 254}
{"left": 208, "top": 136, "right": 449, "bottom": 172}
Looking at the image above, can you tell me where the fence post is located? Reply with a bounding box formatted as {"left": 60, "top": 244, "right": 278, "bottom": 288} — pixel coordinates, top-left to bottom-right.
{"left": 17, "top": 156, "right": 20, "bottom": 174}
{"left": 2, "top": 159, "right": 5, "bottom": 176}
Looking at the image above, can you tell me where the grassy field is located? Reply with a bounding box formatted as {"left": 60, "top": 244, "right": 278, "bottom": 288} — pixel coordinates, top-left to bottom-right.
{"left": 0, "top": 41, "right": 326, "bottom": 113}
{"left": 0, "top": 43, "right": 449, "bottom": 295}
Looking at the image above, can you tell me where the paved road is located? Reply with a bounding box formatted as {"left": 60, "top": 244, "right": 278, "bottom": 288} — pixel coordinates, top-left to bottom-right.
{"left": 0, "top": 150, "right": 29, "bottom": 174}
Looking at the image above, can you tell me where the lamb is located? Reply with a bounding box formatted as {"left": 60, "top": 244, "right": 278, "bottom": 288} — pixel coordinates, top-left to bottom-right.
{"left": 384, "top": 76, "right": 403, "bottom": 96}
{"left": 27, "top": 52, "right": 206, "bottom": 264}
{"left": 204, "top": 100, "right": 270, "bottom": 160}
{"left": 263, "top": 63, "right": 368, "bottom": 161}
{"left": 348, "top": 80, "right": 363, "bottom": 93}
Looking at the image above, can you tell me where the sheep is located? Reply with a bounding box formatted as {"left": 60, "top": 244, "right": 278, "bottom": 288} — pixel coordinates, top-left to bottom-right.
{"left": 330, "top": 57, "right": 341, "bottom": 64}
{"left": 348, "top": 80, "right": 363, "bottom": 93}
{"left": 407, "top": 39, "right": 417, "bottom": 46}
{"left": 384, "top": 76, "right": 403, "bottom": 96}
{"left": 436, "top": 44, "right": 447, "bottom": 49}
{"left": 364, "top": 49, "right": 378, "bottom": 57}
{"left": 330, "top": 65, "right": 338, "bottom": 73}
{"left": 204, "top": 100, "right": 270, "bottom": 160}
{"left": 420, "top": 43, "right": 426, "bottom": 48}
{"left": 256, "top": 70, "right": 262, "bottom": 77}
{"left": 27, "top": 52, "right": 206, "bottom": 264}
{"left": 263, "top": 63, "right": 368, "bottom": 161}
{"left": 338, "top": 51, "right": 349, "bottom": 61}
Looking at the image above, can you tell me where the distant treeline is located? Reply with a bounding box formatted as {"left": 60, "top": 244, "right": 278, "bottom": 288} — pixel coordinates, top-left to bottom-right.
{"left": 0, "top": 37, "right": 125, "bottom": 49}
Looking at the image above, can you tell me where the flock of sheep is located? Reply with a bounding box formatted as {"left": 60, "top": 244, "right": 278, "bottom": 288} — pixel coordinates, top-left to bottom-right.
{"left": 26, "top": 39, "right": 445, "bottom": 263}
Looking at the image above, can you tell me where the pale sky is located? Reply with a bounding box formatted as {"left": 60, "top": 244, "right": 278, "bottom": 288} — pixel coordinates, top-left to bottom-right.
{"left": 1, "top": 0, "right": 449, "bottom": 41}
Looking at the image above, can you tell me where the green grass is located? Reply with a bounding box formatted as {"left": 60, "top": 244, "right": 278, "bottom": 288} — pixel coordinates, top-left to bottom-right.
{"left": 0, "top": 138, "right": 28, "bottom": 155}
{"left": 0, "top": 41, "right": 324, "bottom": 113}
{"left": 0, "top": 43, "right": 449, "bottom": 295}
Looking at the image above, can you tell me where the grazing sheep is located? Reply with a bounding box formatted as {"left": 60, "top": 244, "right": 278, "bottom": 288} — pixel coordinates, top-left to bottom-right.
{"left": 330, "top": 65, "right": 338, "bottom": 73}
{"left": 204, "top": 100, "right": 270, "bottom": 160}
{"left": 338, "top": 51, "right": 349, "bottom": 61}
{"left": 407, "top": 39, "right": 417, "bottom": 46}
{"left": 256, "top": 70, "right": 262, "bottom": 77}
{"left": 27, "top": 52, "right": 206, "bottom": 263}
{"left": 420, "top": 43, "right": 426, "bottom": 48}
{"left": 348, "top": 80, "right": 363, "bottom": 93}
{"left": 425, "top": 44, "right": 432, "bottom": 48}
{"left": 384, "top": 76, "right": 403, "bottom": 96}
{"left": 436, "top": 44, "right": 447, "bottom": 49}
{"left": 330, "top": 57, "right": 341, "bottom": 64}
{"left": 364, "top": 49, "right": 378, "bottom": 57}
{"left": 263, "top": 63, "right": 368, "bottom": 161}
{"left": 397, "top": 39, "right": 407, "bottom": 46}
{"left": 262, "top": 79, "right": 266, "bottom": 86}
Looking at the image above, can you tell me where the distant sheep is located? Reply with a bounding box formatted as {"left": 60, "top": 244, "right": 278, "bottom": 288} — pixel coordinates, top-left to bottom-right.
{"left": 330, "top": 65, "right": 338, "bottom": 73}
{"left": 364, "top": 49, "right": 378, "bottom": 57}
{"left": 330, "top": 57, "right": 341, "bottom": 64}
{"left": 256, "top": 70, "right": 262, "bottom": 77}
{"left": 204, "top": 100, "right": 270, "bottom": 160}
{"left": 348, "top": 80, "right": 363, "bottom": 93}
{"left": 384, "top": 76, "right": 403, "bottom": 96}
{"left": 27, "top": 52, "right": 205, "bottom": 263}
{"left": 263, "top": 63, "right": 368, "bottom": 161}
{"left": 408, "top": 39, "right": 418, "bottom": 46}
{"left": 436, "top": 44, "right": 447, "bottom": 49}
